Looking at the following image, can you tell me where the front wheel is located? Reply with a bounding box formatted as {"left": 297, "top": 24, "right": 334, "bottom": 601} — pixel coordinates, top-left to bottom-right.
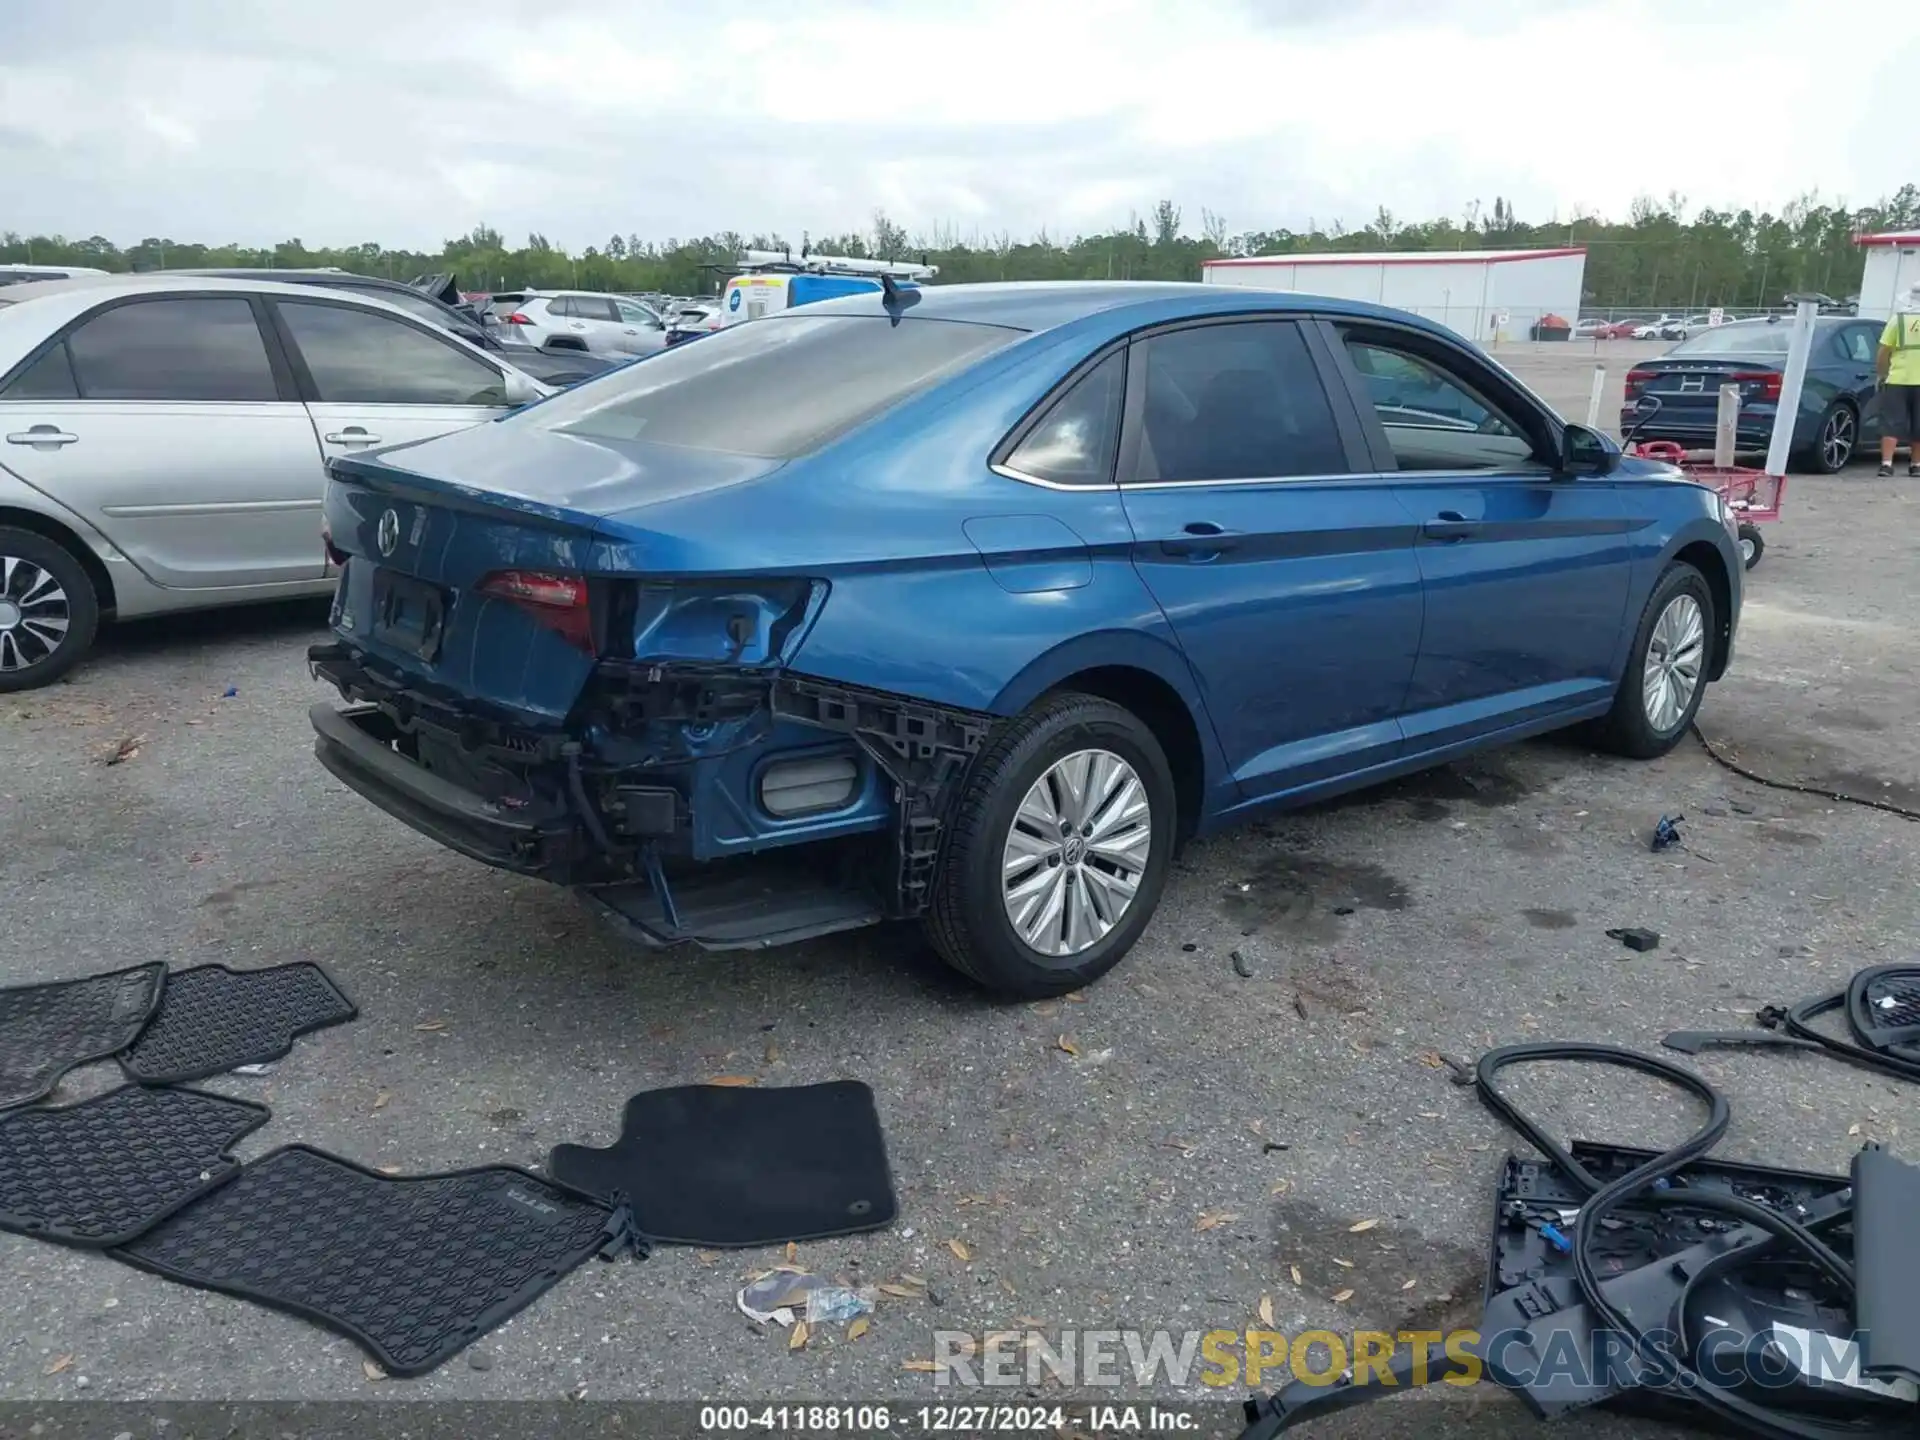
{"left": 0, "top": 527, "right": 99, "bottom": 693}
{"left": 924, "top": 692, "right": 1176, "bottom": 998}
{"left": 1738, "top": 524, "right": 1764, "bottom": 570}
{"left": 1589, "top": 561, "right": 1716, "bottom": 759}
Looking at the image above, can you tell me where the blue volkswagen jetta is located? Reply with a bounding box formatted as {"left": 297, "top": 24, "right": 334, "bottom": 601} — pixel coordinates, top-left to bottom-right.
{"left": 310, "top": 282, "right": 1742, "bottom": 997}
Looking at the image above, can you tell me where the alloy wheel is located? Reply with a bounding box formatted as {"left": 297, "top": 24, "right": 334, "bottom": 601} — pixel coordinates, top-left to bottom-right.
{"left": 1642, "top": 593, "right": 1705, "bottom": 733}
{"left": 0, "top": 555, "right": 71, "bottom": 675}
{"left": 1001, "top": 748, "right": 1153, "bottom": 958}
{"left": 1822, "top": 407, "right": 1855, "bottom": 471}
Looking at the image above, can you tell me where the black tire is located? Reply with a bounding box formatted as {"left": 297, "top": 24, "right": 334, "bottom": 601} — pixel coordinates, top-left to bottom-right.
{"left": 1798, "top": 401, "right": 1857, "bottom": 475}
{"left": 1738, "top": 524, "right": 1764, "bottom": 570}
{"left": 924, "top": 691, "right": 1176, "bottom": 999}
{"left": 1589, "top": 560, "right": 1716, "bottom": 760}
{"left": 0, "top": 526, "right": 99, "bottom": 693}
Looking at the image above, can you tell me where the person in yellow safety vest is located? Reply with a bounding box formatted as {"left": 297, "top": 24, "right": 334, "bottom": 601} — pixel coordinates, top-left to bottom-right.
{"left": 1876, "top": 282, "right": 1920, "bottom": 477}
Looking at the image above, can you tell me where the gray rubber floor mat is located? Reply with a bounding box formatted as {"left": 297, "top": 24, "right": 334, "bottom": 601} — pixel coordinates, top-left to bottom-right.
{"left": 115, "top": 1145, "right": 616, "bottom": 1376}
{"left": 0, "top": 1084, "right": 268, "bottom": 1248}
{"left": 0, "top": 963, "right": 166, "bottom": 1111}
{"left": 119, "top": 962, "right": 356, "bottom": 1084}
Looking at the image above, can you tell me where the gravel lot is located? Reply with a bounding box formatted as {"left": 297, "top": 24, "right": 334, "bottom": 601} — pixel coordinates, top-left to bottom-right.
{"left": 4, "top": 340, "right": 1917, "bottom": 1436}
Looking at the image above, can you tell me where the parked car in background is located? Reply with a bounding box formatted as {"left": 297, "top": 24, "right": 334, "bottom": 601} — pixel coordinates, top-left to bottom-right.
{"left": 664, "top": 303, "right": 721, "bottom": 345}
{"left": 497, "top": 291, "right": 669, "bottom": 357}
{"left": 308, "top": 281, "right": 1741, "bottom": 998}
{"left": 171, "top": 270, "right": 615, "bottom": 389}
{"left": 0, "top": 264, "right": 111, "bottom": 287}
{"left": 1622, "top": 314, "right": 1884, "bottom": 472}
{"left": 0, "top": 275, "right": 549, "bottom": 689}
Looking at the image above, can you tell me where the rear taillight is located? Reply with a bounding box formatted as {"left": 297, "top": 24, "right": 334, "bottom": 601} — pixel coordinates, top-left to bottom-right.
{"left": 476, "top": 570, "right": 594, "bottom": 652}
{"left": 1733, "top": 370, "right": 1783, "bottom": 402}
{"left": 1625, "top": 370, "right": 1653, "bottom": 398}
{"left": 505, "top": 312, "right": 533, "bottom": 325}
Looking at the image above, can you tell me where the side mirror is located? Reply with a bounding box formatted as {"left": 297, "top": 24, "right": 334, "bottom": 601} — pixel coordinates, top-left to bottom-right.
{"left": 1561, "top": 422, "right": 1618, "bottom": 475}
{"left": 502, "top": 368, "right": 545, "bottom": 407}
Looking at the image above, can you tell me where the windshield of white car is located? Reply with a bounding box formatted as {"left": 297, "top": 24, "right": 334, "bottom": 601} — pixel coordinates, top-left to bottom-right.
{"left": 531, "top": 313, "right": 1022, "bottom": 459}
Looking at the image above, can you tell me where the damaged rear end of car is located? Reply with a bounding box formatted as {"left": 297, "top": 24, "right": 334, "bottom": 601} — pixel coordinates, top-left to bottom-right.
{"left": 309, "top": 306, "right": 1024, "bottom": 952}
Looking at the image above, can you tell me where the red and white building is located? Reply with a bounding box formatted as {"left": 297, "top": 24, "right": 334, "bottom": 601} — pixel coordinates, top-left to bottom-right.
{"left": 1855, "top": 231, "right": 1920, "bottom": 320}
{"left": 1201, "top": 246, "right": 1588, "bottom": 342}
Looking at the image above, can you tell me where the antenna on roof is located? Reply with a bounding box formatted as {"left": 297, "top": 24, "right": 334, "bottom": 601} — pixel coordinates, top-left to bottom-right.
{"left": 880, "top": 273, "right": 920, "bottom": 316}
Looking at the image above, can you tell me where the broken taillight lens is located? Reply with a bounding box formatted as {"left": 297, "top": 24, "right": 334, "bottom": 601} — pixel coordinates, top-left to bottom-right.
{"left": 476, "top": 569, "right": 594, "bottom": 652}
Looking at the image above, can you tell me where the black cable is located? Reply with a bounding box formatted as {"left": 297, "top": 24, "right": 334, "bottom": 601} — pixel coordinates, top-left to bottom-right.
{"left": 1692, "top": 725, "right": 1920, "bottom": 823}
{"left": 1476, "top": 1042, "right": 1904, "bottom": 1440}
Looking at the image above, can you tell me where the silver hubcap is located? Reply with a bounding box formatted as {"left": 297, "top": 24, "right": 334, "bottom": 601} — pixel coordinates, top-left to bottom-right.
{"left": 1823, "top": 409, "right": 1854, "bottom": 470}
{"left": 1740, "top": 535, "right": 1756, "bottom": 563}
{"left": 0, "top": 556, "right": 70, "bottom": 672}
{"left": 1642, "top": 593, "right": 1705, "bottom": 733}
{"left": 1001, "top": 748, "right": 1152, "bottom": 959}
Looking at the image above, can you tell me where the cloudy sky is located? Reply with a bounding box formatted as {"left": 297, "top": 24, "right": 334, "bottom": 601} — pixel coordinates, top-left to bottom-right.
{"left": 3, "top": 0, "right": 1914, "bottom": 251}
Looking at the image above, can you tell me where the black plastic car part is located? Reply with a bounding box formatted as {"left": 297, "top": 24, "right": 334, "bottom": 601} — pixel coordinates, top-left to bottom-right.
{"left": 1853, "top": 1147, "right": 1920, "bottom": 1389}
{"left": 1663, "top": 965, "right": 1920, "bottom": 1085}
{"left": 1238, "top": 1043, "right": 1919, "bottom": 1440}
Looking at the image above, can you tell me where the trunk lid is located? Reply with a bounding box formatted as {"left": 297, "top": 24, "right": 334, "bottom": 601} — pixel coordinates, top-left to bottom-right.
{"left": 323, "top": 424, "right": 782, "bottom": 724}
{"left": 1624, "top": 355, "right": 1782, "bottom": 423}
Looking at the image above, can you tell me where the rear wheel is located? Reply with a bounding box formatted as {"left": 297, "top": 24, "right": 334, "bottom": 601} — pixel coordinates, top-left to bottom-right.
{"left": 1589, "top": 561, "right": 1715, "bottom": 759}
{"left": 1799, "top": 402, "right": 1856, "bottom": 474}
{"left": 0, "top": 527, "right": 98, "bottom": 693}
{"left": 925, "top": 692, "right": 1175, "bottom": 998}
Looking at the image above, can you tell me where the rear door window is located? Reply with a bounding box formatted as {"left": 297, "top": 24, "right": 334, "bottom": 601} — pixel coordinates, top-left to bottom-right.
{"left": 1000, "top": 350, "right": 1124, "bottom": 487}
{"left": 532, "top": 313, "right": 1020, "bottom": 458}
{"left": 1127, "top": 320, "right": 1348, "bottom": 482}
{"left": 64, "top": 297, "right": 280, "bottom": 401}
{"left": 277, "top": 300, "right": 506, "bottom": 406}
{"left": 572, "top": 296, "right": 619, "bottom": 322}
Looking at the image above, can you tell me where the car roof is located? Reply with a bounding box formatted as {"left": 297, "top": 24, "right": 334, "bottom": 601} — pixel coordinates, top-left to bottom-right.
{"left": 792, "top": 280, "right": 1459, "bottom": 336}
{"left": 168, "top": 268, "right": 413, "bottom": 289}
{"left": 0, "top": 273, "right": 504, "bottom": 372}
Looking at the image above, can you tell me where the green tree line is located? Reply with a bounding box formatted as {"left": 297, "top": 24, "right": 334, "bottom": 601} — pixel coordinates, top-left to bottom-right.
{"left": 6, "top": 187, "right": 1915, "bottom": 311}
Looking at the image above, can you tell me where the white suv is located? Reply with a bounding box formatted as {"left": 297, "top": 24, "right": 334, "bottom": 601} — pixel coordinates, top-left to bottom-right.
{"left": 498, "top": 291, "right": 667, "bottom": 357}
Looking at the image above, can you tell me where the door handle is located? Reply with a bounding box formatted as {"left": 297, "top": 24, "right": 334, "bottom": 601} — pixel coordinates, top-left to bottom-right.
{"left": 1159, "top": 522, "right": 1243, "bottom": 558}
{"left": 1423, "top": 511, "right": 1479, "bottom": 541}
{"left": 323, "top": 428, "right": 382, "bottom": 447}
{"left": 5, "top": 426, "right": 78, "bottom": 448}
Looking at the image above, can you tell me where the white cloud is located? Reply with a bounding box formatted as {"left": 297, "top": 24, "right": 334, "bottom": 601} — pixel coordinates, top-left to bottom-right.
{"left": 1, "top": 0, "right": 1913, "bottom": 249}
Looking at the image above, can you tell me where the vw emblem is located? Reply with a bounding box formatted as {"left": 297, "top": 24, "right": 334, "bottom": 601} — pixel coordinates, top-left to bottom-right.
{"left": 376, "top": 509, "right": 400, "bottom": 557}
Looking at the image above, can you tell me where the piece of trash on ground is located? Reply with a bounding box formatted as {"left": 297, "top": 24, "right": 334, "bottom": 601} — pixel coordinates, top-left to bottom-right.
{"left": 1650, "top": 814, "right": 1685, "bottom": 852}
{"left": 1606, "top": 926, "right": 1661, "bottom": 953}
{"left": 738, "top": 1271, "right": 875, "bottom": 1327}
{"left": 1230, "top": 949, "right": 1254, "bottom": 979}
{"left": 232, "top": 1063, "right": 275, "bottom": 1077}
{"left": 101, "top": 734, "right": 145, "bottom": 766}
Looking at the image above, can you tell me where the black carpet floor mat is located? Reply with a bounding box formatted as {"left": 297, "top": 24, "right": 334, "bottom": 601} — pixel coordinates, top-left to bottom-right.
{"left": 0, "top": 1084, "right": 268, "bottom": 1248}
{"left": 115, "top": 1145, "right": 614, "bottom": 1376}
{"left": 549, "top": 1080, "right": 896, "bottom": 1248}
{"left": 0, "top": 963, "right": 166, "bottom": 1111}
{"left": 119, "top": 962, "right": 356, "bottom": 1084}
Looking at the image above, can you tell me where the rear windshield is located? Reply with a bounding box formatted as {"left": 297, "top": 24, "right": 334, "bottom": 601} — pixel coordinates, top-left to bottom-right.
{"left": 1670, "top": 324, "right": 1791, "bottom": 355}
{"left": 528, "top": 313, "right": 1021, "bottom": 458}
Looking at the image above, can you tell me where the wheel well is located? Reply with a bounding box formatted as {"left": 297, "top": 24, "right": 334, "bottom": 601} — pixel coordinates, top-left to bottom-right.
{"left": 1048, "top": 665, "right": 1205, "bottom": 843}
{"left": 1675, "top": 540, "right": 1731, "bottom": 679}
{"left": 0, "top": 506, "right": 116, "bottom": 616}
